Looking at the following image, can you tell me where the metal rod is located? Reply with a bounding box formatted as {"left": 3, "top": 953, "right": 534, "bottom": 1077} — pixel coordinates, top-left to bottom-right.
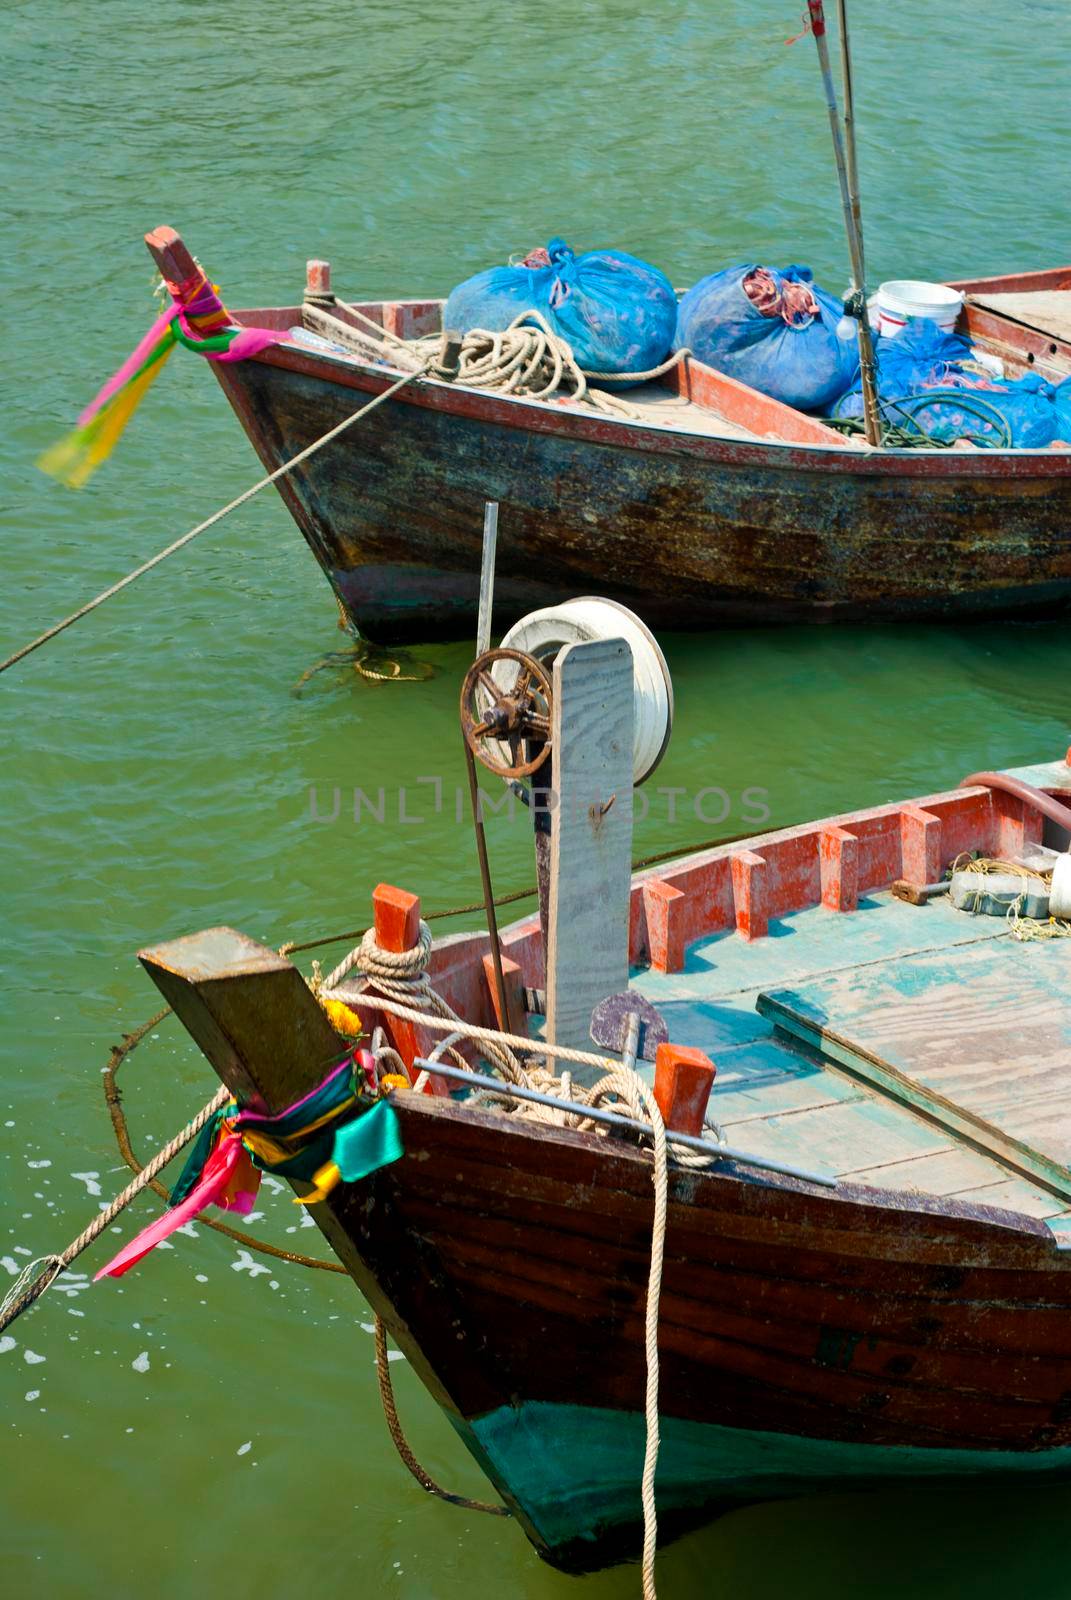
{"left": 621, "top": 1011, "right": 641, "bottom": 1074}
{"left": 836, "top": 0, "right": 863, "bottom": 283}
{"left": 410, "top": 1059, "right": 838, "bottom": 1188}
{"left": 463, "top": 739, "right": 517, "bottom": 1035}
{"left": 807, "top": 0, "right": 882, "bottom": 447}
{"left": 476, "top": 500, "right": 499, "bottom": 657}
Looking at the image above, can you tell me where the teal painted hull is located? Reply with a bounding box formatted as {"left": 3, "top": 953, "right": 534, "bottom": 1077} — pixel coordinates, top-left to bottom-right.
{"left": 469, "top": 1402, "right": 1071, "bottom": 1569}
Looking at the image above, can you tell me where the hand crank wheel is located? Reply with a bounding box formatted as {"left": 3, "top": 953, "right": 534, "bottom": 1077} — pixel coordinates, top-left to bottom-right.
{"left": 460, "top": 648, "right": 553, "bottom": 780}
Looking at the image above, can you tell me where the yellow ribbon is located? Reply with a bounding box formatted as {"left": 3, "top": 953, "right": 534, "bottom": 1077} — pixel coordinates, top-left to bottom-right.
{"left": 296, "top": 1161, "right": 342, "bottom": 1205}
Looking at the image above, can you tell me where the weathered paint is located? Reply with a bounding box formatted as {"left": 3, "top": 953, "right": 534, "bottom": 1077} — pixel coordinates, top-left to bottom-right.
{"left": 142, "top": 231, "right": 1071, "bottom": 645}
{"left": 467, "top": 1399, "right": 1071, "bottom": 1569}
{"left": 150, "top": 753, "right": 1071, "bottom": 1575}
{"left": 758, "top": 935, "right": 1071, "bottom": 1201}
{"left": 208, "top": 344, "right": 1071, "bottom": 644}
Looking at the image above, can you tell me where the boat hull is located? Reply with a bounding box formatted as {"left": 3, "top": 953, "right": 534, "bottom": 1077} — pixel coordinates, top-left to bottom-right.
{"left": 336, "top": 1092, "right": 1071, "bottom": 1571}
{"left": 212, "top": 348, "right": 1071, "bottom": 644}
{"left": 468, "top": 1399, "right": 1071, "bottom": 1571}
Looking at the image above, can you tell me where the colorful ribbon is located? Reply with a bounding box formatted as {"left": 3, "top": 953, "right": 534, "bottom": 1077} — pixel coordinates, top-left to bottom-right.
{"left": 38, "top": 274, "right": 290, "bottom": 488}
{"left": 94, "top": 1049, "right": 403, "bottom": 1281}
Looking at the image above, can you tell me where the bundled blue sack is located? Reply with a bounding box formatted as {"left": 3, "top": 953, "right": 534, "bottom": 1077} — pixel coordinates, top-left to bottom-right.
{"left": 873, "top": 319, "right": 975, "bottom": 393}
{"left": 673, "top": 263, "right": 860, "bottom": 412}
{"left": 443, "top": 238, "right": 677, "bottom": 376}
{"left": 835, "top": 322, "right": 1059, "bottom": 447}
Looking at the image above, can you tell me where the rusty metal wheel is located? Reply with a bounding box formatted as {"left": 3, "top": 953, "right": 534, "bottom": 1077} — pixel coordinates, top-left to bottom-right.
{"left": 460, "top": 647, "right": 553, "bottom": 780}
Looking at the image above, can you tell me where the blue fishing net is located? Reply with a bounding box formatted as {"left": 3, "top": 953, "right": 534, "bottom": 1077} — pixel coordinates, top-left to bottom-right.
{"left": 1054, "top": 376, "right": 1071, "bottom": 442}
{"left": 835, "top": 322, "right": 1059, "bottom": 447}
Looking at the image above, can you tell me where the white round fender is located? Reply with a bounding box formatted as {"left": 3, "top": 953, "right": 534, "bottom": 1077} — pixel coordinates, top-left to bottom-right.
{"left": 496, "top": 597, "right": 673, "bottom": 785}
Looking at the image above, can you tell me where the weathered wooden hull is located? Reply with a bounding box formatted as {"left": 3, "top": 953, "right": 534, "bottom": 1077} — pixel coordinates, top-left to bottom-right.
{"left": 211, "top": 343, "right": 1071, "bottom": 644}
{"left": 140, "top": 757, "right": 1071, "bottom": 1572}
{"left": 337, "top": 1091, "right": 1071, "bottom": 1570}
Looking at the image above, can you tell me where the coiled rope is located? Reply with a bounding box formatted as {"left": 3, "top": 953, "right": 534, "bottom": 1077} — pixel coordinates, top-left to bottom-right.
{"left": 825, "top": 389, "right": 1014, "bottom": 450}
{"left": 320, "top": 921, "right": 527, "bottom": 1086}
{"left": 951, "top": 853, "right": 1071, "bottom": 942}
{"left": 324, "top": 295, "right": 691, "bottom": 418}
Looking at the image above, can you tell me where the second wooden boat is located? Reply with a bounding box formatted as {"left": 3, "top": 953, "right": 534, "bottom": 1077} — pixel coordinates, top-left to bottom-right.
{"left": 146, "top": 228, "right": 1071, "bottom": 643}
{"left": 126, "top": 606, "right": 1071, "bottom": 1576}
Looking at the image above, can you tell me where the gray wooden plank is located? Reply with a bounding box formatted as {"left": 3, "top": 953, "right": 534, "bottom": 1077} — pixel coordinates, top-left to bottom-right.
{"left": 546, "top": 638, "right": 634, "bottom": 1070}
{"left": 758, "top": 936, "right": 1071, "bottom": 1200}
{"left": 972, "top": 290, "right": 1071, "bottom": 343}
{"left": 719, "top": 1095, "right": 951, "bottom": 1177}
{"left": 842, "top": 1144, "right": 988, "bottom": 1194}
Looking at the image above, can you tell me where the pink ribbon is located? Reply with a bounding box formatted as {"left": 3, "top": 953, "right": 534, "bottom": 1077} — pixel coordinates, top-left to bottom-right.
{"left": 94, "top": 1132, "right": 257, "bottom": 1281}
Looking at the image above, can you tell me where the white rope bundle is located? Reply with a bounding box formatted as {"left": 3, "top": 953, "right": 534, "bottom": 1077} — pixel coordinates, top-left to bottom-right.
{"left": 318, "top": 294, "right": 692, "bottom": 421}
{"left": 415, "top": 311, "right": 640, "bottom": 416}
{"left": 326, "top": 921, "right": 529, "bottom": 1086}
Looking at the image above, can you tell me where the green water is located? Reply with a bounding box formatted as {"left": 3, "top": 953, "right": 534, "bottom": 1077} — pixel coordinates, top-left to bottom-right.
{"left": 2, "top": 1, "right": 1070, "bottom": 1593}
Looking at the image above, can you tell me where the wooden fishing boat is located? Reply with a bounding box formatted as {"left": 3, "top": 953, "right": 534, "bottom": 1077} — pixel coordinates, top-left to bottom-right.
{"left": 138, "top": 632, "right": 1071, "bottom": 1577}
{"left": 146, "top": 228, "right": 1071, "bottom": 643}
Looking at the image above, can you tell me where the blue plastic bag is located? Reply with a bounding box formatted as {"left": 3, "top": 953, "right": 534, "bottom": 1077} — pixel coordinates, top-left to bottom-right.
{"left": 835, "top": 323, "right": 1058, "bottom": 447}
{"left": 443, "top": 238, "right": 677, "bottom": 376}
{"left": 673, "top": 264, "right": 860, "bottom": 412}
{"left": 873, "top": 320, "right": 976, "bottom": 394}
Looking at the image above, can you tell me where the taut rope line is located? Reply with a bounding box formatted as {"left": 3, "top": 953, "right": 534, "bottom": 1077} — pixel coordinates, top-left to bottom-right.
{"left": 0, "top": 359, "right": 434, "bottom": 676}
{"left": 0, "top": 1085, "right": 230, "bottom": 1334}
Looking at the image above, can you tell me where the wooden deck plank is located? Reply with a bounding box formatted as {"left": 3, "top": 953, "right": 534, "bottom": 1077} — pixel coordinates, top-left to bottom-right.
{"left": 758, "top": 936, "right": 1071, "bottom": 1201}
{"left": 947, "top": 1177, "right": 1071, "bottom": 1221}
{"left": 706, "top": 1038, "right": 864, "bottom": 1124}
{"left": 719, "top": 1095, "right": 951, "bottom": 1177}
{"left": 971, "top": 290, "right": 1071, "bottom": 344}
{"left": 842, "top": 1144, "right": 997, "bottom": 1195}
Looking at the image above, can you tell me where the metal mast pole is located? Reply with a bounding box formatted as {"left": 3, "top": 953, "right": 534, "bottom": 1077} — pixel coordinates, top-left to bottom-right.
{"left": 808, "top": 0, "right": 882, "bottom": 446}
{"left": 836, "top": 0, "right": 863, "bottom": 282}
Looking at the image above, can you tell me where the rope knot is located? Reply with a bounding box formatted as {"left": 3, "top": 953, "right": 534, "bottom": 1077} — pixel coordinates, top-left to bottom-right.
{"left": 357, "top": 920, "right": 433, "bottom": 982}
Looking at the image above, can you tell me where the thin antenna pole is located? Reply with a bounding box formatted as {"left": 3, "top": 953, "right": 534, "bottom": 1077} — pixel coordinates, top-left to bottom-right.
{"left": 476, "top": 500, "right": 499, "bottom": 657}
{"left": 467, "top": 497, "right": 514, "bottom": 1034}
{"left": 836, "top": 0, "right": 863, "bottom": 283}
{"left": 808, "top": 0, "right": 882, "bottom": 447}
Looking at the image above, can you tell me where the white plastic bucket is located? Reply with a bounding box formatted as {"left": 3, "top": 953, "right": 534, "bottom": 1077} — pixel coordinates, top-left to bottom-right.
{"left": 876, "top": 279, "right": 964, "bottom": 339}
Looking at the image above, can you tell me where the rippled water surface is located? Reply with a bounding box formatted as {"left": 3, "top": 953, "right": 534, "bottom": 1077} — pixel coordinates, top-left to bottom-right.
{"left": 2, "top": 2, "right": 1070, "bottom": 1595}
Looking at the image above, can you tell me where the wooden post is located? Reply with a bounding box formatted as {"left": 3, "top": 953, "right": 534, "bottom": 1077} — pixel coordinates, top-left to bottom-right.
{"left": 545, "top": 638, "right": 634, "bottom": 1070}
{"left": 819, "top": 826, "right": 859, "bottom": 912}
{"left": 482, "top": 952, "right": 524, "bottom": 1031}
{"left": 731, "top": 851, "right": 768, "bottom": 941}
{"left": 143, "top": 226, "right": 228, "bottom": 322}
{"left": 305, "top": 258, "right": 333, "bottom": 303}
{"left": 642, "top": 878, "right": 688, "bottom": 974}
{"left": 139, "top": 926, "right": 345, "bottom": 1113}
{"left": 368, "top": 884, "right": 449, "bottom": 1097}
{"left": 654, "top": 1043, "right": 717, "bottom": 1136}
{"left": 900, "top": 805, "right": 943, "bottom": 887}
